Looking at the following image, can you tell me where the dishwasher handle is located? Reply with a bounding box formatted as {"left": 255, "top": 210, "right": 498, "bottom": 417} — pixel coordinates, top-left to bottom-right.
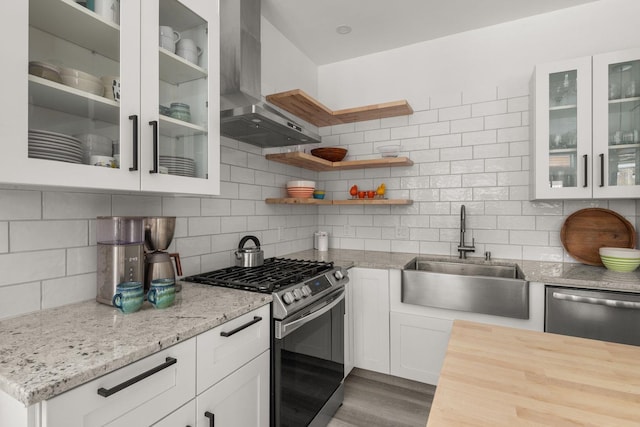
{"left": 552, "top": 291, "right": 640, "bottom": 310}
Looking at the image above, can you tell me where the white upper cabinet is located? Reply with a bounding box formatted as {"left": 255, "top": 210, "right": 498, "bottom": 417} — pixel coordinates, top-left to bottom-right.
{"left": 532, "top": 48, "right": 640, "bottom": 200}
{"left": 0, "top": 0, "right": 219, "bottom": 195}
{"left": 592, "top": 48, "right": 640, "bottom": 198}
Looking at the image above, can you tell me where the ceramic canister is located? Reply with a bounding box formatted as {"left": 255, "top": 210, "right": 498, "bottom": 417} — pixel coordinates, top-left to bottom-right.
{"left": 314, "top": 231, "right": 329, "bottom": 252}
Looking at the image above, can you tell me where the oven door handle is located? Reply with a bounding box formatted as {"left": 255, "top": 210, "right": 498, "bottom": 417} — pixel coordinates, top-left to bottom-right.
{"left": 276, "top": 289, "right": 345, "bottom": 339}
{"left": 552, "top": 291, "right": 640, "bottom": 309}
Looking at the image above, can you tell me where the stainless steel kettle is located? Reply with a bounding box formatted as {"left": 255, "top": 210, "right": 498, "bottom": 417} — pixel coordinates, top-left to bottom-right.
{"left": 235, "top": 235, "right": 264, "bottom": 267}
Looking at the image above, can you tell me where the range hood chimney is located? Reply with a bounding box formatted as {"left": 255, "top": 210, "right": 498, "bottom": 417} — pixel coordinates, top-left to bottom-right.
{"left": 219, "top": 0, "right": 320, "bottom": 147}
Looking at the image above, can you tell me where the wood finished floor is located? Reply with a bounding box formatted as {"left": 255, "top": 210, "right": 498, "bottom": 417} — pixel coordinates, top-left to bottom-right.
{"left": 327, "top": 368, "right": 436, "bottom": 427}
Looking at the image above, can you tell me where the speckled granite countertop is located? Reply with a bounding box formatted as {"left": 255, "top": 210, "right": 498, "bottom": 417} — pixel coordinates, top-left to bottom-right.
{"left": 286, "top": 249, "right": 640, "bottom": 293}
{"left": 0, "top": 283, "right": 271, "bottom": 407}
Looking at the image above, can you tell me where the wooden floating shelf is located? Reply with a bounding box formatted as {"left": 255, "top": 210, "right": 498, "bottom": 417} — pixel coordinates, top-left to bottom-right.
{"left": 265, "top": 152, "right": 413, "bottom": 172}
{"left": 266, "top": 89, "right": 413, "bottom": 127}
{"left": 265, "top": 198, "right": 413, "bottom": 206}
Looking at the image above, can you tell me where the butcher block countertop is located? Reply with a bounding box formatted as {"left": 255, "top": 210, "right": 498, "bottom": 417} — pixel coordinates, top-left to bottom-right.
{"left": 427, "top": 320, "right": 640, "bottom": 426}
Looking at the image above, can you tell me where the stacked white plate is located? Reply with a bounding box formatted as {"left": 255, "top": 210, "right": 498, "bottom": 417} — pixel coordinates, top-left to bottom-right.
{"left": 28, "top": 130, "right": 83, "bottom": 164}
{"left": 159, "top": 155, "right": 196, "bottom": 177}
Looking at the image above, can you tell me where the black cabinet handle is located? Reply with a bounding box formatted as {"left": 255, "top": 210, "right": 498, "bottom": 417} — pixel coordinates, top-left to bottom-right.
{"left": 582, "top": 154, "right": 588, "bottom": 187}
{"left": 599, "top": 153, "right": 605, "bottom": 187}
{"left": 128, "top": 115, "right": 138, "bottom": 171}
{"left": 97, "top": 357, "right": 177, "bottom": 397}
{"left": 205, "top": 411, "right": 215, "bottom": 427}
{"left": 149, "top": 120, "right": 158, "bottom": 174}
{"left": 220, "top": 316, "right": 262, "bottom": 337}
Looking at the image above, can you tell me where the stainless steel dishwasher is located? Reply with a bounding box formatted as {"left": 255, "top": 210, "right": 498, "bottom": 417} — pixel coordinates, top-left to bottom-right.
{"left": 545, "top": 286, "right": 640, "bottom": 346}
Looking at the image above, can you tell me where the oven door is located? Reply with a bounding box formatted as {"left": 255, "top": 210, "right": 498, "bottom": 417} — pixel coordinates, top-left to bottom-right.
{"left": 273, "top": 288, "right": 345, "bottom": 427}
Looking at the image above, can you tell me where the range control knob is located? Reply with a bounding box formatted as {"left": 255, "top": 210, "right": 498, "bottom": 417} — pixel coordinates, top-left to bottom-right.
{"left": 301, "top": 285, "right": 311, "bottom": 297}
{"left": 283, "top": 292, "right": 295, "bottom": 305}
{"left": 293, "top": 288, "right": 303, "bottom": 300}
{"left": 333, "top": 270, "right": 345, "bottom": 281}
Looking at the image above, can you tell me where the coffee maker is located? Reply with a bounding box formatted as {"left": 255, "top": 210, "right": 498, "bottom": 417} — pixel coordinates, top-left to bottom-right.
{"left": 144, "top": 217, "right": 182, "bottom": 292}
{"left": 96, "top": 216, "right": 145, "bottom": 306}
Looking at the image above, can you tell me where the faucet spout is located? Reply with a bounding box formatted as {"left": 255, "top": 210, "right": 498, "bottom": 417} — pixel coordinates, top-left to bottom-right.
{"left": 457, "top": 204, "right": 475, "bottom": 259}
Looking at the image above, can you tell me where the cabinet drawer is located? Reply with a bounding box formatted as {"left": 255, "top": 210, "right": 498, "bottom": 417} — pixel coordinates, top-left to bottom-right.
{"left": 196, "top": 304, "right": 270, "bottom": 394}
{"left": 42, "top": 338, "right": 196, "bottom": 427}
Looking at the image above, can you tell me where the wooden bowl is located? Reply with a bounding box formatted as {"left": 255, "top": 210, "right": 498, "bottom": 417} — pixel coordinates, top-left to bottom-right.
{"left": 311, "top": 147, "right": 348, "bottom": 162}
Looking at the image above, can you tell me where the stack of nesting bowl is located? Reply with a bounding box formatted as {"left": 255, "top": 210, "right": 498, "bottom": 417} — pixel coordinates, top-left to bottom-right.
{"left": 286, "top": 180, "right": 315, "bottom": 198}
{"left": 599, "top": 247, "right": 640, "bottom": 272}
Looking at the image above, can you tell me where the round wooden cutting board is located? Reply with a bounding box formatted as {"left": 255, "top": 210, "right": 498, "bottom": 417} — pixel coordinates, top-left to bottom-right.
{"left": 560, "top": 208, "right": 637, "bottom": 266}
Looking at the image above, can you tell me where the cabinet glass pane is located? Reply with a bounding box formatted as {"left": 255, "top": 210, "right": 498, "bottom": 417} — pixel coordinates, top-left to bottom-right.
{"left": 607, "top": 60, "right": 640, "bottom": 187}
{"left": 158, "top": 0, "right": 208, "bottom": 179}
{"left": 548, "top": 70, "right": 578, "bottom": 188}
{"left": 28, "top": 0, "right": 121, "bottom": 168}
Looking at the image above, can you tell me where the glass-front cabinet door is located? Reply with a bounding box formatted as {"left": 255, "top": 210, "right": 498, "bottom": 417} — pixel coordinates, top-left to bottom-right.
{"left": 0, "top": 0, "right": 219, "bottom": 195}
{"left": 140, "top": 0, "right": 219, "bottom": 194}
{"left": 593, "top": 48, "right": 640, "bottom": 198}
{"left": 532, "top": 57, "right": 592, "bottom": 199}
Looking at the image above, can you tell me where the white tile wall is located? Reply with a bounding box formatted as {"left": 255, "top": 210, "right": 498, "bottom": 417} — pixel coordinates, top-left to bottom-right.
{"left": 1, "top": 87, "right": 638, "bottom": 320}
{"left": 316, "top": 86, "right": 638, "bottom": 262}
{"left": 0, "top": 138, "right": 318, "bottom": 320}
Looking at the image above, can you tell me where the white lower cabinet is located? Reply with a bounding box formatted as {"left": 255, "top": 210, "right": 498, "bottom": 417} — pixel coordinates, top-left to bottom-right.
{"left": 2, "top": 304, "right": 271, "bottom": 427}
{"left": 390, "top": 312, "right": 452, "bottom": 385}
{"left": 351, "top": 267, "right": 390, "bottom": 374}
{"left": 196, "top": 351, "right": 270, "bottom": 427}
{"left": 42, "top": 338, "right": 196, "bottom": 427}
{"left": 389, "top": 269, "right": 545, "bottom": 385}
{"left": 196, "top": 305, "right": 270, "bottom": 394}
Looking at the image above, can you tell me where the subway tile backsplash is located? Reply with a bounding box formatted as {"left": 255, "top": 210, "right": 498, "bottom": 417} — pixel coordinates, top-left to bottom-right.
{"left": 0, "top": 85, "right": 638, "bottom": 320}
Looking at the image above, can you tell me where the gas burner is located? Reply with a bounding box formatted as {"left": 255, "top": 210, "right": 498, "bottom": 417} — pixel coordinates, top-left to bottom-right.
{"left": 183, "top": 257, "right": 334, "bottom": 293}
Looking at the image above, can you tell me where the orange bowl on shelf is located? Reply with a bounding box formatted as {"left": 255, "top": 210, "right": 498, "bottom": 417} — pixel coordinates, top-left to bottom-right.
{"left": 311, "top": 147, "right": 348, "bottom": 162}
{"left": 287, "top": 187, "right": 315, "bottom": 198}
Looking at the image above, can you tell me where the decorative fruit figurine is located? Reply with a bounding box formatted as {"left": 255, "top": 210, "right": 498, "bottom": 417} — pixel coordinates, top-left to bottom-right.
{"left": 357, "top": 191, "right": 365, "bottom": 199}
{"left": 367, "top": 190, "right": 375, "bottom": 198}
{"left": 376, "top": 183, "right": 386, "bottom": 198}
{"left": 349, "top": 184, "right": 358, "bottom": 198}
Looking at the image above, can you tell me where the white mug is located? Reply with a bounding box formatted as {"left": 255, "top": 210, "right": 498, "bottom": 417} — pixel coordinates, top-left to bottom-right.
{"left": 159, "top": 26, "right": 181, "bottom": 52}
{"left": 94, "top": 0, "right": 119, "bottom": 24}
{"left": 176, "top": 39, "right": 202, "bottom": 64}
{"left": 176, "top": 38, "right": 197, "bottom": 51}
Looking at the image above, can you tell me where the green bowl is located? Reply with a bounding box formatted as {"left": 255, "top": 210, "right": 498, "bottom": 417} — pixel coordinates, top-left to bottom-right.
{"left": 600, "top": 255, "right": 640, "bottom": 272}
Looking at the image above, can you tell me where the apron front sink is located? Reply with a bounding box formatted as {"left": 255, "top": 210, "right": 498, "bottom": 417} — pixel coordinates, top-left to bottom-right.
{"left": 401, "top": 258, "right": 529, "bottom": 319}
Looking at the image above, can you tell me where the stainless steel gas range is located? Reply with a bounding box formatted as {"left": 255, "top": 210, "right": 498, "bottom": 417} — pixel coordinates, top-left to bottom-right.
{"left": 184, "top": 257, "right": 349, "bottom": 427}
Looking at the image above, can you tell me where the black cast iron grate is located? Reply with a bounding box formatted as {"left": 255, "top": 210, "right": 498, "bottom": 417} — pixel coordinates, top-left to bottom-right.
{"left": 182, "top": 257, "right": 334, "bottom": 293}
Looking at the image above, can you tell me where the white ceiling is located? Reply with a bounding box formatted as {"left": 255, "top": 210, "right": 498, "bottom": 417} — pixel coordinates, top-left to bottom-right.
{"left": 262, "top": 0, "right": 601, "bottom": 65}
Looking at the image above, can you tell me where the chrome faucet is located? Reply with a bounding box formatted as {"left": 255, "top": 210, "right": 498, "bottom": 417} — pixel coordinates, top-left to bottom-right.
{"left": 457, "top": 205, "right": 475, "bottom": 259}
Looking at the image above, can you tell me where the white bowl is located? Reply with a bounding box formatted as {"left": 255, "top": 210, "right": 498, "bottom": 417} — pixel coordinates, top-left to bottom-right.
{"left": 59, "top": 67, "right": 101, "bottom": 83}
{"left": 377, "top": 145, "right": 401, "bottom": 157}
{"left": 599, "top": 247, "right": 640, "bottom": 258}
{"left": 61, "top": 75, "right": 104, "bottom": 96}
{"left": 287, "top": 180, "right": 316, "bottom": 188}
{"left": 75, "top": 133, "right": 113, "bottom": 164}
{"left": 90, "top": 155, "right": 115, "bottom": 167}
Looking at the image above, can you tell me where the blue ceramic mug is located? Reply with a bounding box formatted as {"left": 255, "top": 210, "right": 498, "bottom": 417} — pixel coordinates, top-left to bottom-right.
{"left": 147, "top": 279, "right": 176, "bottom": 309}
{"left": 112, "top": 282, "right": 144, "bottom": 314}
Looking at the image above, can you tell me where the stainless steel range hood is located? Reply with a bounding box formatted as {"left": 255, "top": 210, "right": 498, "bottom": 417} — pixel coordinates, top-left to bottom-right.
{"left": 219, "top": 0, "right": 320, "bottom": 147}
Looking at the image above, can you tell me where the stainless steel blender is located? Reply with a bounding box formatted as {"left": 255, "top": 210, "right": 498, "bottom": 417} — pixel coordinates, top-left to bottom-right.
{"left": 144, "top": 217, "right": 182, "bottom": 292}
{"left": 96, "top": 216, "right": 145, "bottom": 305}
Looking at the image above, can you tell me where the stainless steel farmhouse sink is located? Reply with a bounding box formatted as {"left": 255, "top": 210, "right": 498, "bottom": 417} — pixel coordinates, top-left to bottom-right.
{"left": 402, "top": 258, "right": 529, "bottom": 319}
